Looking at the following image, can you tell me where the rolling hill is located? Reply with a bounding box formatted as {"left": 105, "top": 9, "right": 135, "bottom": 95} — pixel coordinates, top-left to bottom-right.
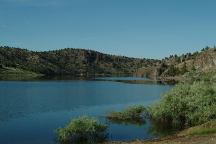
{"left": 1, "top": 46, "right": 216, "bottom": 80}
{"left": 0, "top": 46, "right": 159, "bottom": 77}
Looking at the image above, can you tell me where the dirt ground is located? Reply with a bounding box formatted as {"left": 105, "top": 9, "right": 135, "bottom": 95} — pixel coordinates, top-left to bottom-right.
{"left": 105, "top": 134, "right": 216, "bottom": 144}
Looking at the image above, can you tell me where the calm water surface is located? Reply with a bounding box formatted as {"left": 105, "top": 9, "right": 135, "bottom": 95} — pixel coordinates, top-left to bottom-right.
{"left": 0, "top": 78, "right": 172, "bottom": 144}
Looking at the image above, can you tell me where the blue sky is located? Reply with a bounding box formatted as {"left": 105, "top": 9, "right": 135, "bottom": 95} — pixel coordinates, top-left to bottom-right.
{"left": 0, "top": 0, "right": 216, "bottom": 59}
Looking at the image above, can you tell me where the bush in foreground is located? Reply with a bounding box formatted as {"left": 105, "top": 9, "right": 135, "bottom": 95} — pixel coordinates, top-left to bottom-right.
{"left": 150, "top": 81, "right": 216, "bottom": 128}
{"left": 106, "top": 105, "right": 148, "bottom": 125}
{"left": 56, "top": 116, "right": 108, "bottom": 144}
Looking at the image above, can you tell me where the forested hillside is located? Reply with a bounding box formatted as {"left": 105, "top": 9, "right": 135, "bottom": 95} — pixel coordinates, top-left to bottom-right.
{"left": 1, "top": 46, "right": 216, "bottom": 80}
{"left": 0, "top": 46, "right": 158, "bottom": 76}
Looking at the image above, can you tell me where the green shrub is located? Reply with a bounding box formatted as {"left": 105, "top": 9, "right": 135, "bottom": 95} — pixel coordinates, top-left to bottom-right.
{"left": 165, "top": 65, "right": 181, "bottom": 76}
{"left": 184, "top": 70, "right": 216, "bottom": 83}
{"left": 106, "top": 105, "right": 148, "bottom": 125}
{"left": 56, "top": 116, "right": 107, "bottom": 144}
{"left": 150, "top": 81, "right": 216, "bottom": 128}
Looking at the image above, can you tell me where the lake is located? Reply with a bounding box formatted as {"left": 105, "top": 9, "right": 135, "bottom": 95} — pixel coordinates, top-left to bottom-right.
{"left": 0, "top": 78, "right": 172, "bottom": 144}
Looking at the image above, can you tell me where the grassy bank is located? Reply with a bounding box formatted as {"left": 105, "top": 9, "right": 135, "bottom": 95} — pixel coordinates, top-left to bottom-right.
{"left": 150, "top": 81, "right": 216, "bottom": 128}
{"left": 178, "top": 120, "right": 216, "bottom": 136}
{"left": 0, "top": 67, "right": 43, "bottom": 80}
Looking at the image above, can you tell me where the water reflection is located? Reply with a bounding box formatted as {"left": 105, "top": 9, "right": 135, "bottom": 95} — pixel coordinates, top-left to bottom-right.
{"left": 108, "top": 118, "right": 146, "bottom": 126}
{"left": 148, "top": 120, "right": 179, "bottom": 137}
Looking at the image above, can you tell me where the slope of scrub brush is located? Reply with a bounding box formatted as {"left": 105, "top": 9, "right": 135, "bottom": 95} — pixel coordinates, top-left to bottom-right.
{"left": 150, "top": 71, "right": 216, "bottom": 128}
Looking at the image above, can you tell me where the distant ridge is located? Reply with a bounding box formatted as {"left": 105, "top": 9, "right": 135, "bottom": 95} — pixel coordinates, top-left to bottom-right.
{"left": 1, "top": 46, "right": 216, "bottom": 81}
{"left": 0, "top": 46, "right": 159, "bottom": 77}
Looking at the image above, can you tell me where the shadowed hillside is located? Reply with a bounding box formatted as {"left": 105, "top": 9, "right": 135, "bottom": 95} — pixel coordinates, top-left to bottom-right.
{"left": 0, "top": 46, "right": 159, "bottom": 77}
